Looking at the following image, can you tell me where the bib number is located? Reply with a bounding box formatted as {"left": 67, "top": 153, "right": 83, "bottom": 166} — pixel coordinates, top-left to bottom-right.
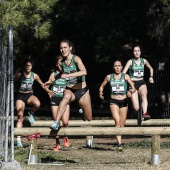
{"left": 53, "top": 85, "right": 64, "bottom": 94}
{"left": 133, "top": 70, "right": 144, "bottom": 77}
{"left": 21, "top": 82, "right": 32, "bottom": 91}
{"left": 112, "top": 84, "right": 124, "bottom": 94}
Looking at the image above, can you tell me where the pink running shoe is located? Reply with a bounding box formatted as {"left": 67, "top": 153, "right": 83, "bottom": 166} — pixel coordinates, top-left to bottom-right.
{"left": 53, "top": 144, "right": 60, "bottom": 152}
{"left": 142, "top": 113, "right": 150, "bottom": 120}
{"left": 63, "top": 137, "right": 70, "bottom": 147}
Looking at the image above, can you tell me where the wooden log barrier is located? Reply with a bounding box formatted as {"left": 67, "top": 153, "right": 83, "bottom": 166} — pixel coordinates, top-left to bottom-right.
{"left": 14, "top": 126, "right": 170, "bottom": 136}
{"left": 14, "top": 126, "right": 170, "bottom": 166}
{"left": 31, "top": 119, "right": 170, "bottom": 127}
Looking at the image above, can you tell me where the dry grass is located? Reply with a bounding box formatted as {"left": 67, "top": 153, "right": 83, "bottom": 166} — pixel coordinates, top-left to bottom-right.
{"left": 14, "top": 136, "right": 170, "bottom": 170}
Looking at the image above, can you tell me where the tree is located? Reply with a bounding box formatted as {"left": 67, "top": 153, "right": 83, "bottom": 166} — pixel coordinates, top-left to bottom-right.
{"left": 148, "top": 0, "right": 170, "bottom": 47}
{"left": 0, "top": 0, "right": 57, "bottom": 39}
{"left": 0, "top": 0, "right": 58, "bottom": 65}
{"left": 0, "top": 0, "right": 58, "bottom": 107}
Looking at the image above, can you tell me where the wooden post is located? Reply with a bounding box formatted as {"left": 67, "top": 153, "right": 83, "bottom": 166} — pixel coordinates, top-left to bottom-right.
{"left": 151, "top": 135, "right": 160, "bottom": 165}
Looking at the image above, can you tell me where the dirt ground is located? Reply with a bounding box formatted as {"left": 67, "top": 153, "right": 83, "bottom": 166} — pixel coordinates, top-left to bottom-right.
{"left": 15, "top": 135, "right": 170, "bottom": 170}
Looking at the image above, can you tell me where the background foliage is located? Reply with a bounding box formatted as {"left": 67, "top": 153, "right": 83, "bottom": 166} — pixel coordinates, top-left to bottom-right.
{"left": 1, "top": 0, "right": 170, "bottom": 108}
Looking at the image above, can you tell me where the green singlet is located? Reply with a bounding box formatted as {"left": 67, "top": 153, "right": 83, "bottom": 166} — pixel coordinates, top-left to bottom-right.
{"left": 129, "top": 58, "right": 144, "bottom": 78}
{"left": 109, "top": 73, "right": 127, "bottom": 95}
{"left": 51, "top": 71, "right": 67, "bottom": 98}
{"left": 18, "top": 72, "right": 34, "bottom": 93}
{"left": 62, "top": 55, "right": 85, "bottom": 85}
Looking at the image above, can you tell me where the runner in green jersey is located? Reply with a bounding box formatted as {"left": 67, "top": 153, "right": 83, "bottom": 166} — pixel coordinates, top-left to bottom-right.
{"left": 15, "top": 58, "right": 44, "bottom": 147}
{"left": 44, "top": 55, "right": 70, "bottom": 151}
{"left": 46, "top": 40, "right": 92, "bottom": 130}
{"left": 123, "top": 45, "right": 154, "bottom": 120}
{"left": 99, "top": 60, "right": 135, "bottom": 152}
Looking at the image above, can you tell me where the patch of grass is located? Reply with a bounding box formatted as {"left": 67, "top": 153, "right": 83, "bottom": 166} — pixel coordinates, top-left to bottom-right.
{"left": 161, "top": 141, "right": 170, "bottom": 149}
{"left": 124, "top": 140, "right": 151, "bottom": 149}
{"left": 15, "top": 147, "right": 68, "bottom": 164}
{"left": 15, "top": 148, "right": 28, "bottom": 163}
{"left": 124, "top": 140, "right": 170, "bottom": 149}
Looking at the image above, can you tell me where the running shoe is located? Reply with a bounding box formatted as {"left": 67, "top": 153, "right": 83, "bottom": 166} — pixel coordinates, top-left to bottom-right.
{"left": 142, "top": 113, "right": 150, "bottom": 121}
{"left": 117, "top": 144, "right": 123, "bottom": 152}
{"left": 63, "top": 137, "right": 70, "bottom": 147}
{"left": 53, "top": 144, "right": 60, "bottom": 152}
{"left": 50, "top": 121, "right": 59, "bottom": 130}
{"left": 79, "top": 109, "right": 86, "bottom": 121}
{"left": 28, "top": 111, "right": 35, "bottom": 124}
{"left": 17, "top": 140, "right": 23, "bottom": 148}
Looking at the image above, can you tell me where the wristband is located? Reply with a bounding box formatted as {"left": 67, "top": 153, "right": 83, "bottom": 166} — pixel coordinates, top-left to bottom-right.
{"left": 150, "top": 76, "right": 153, "bottom": 78}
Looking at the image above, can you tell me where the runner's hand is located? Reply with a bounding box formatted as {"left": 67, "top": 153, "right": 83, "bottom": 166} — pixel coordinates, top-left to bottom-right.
{"left": 99, "top": 92, "right": 104, "bottom": 100}
{"left": 48, "top": 91, "right": 55, "bottom": 98}
{"left": 127, "top": 91, "right": 132, "bottom": 97}
{"left": 149, "top": 77, "right": 154, "bottom": 83}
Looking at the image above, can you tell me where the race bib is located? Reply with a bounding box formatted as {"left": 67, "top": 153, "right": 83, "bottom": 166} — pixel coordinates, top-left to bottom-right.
{"left": 112, "top": 83, "right": 124, "bottom": 93}
{"left": 133, "top": 70, "right": 144, "bottom": 77}
{"left": 53, "top": 85, "right": 64, "bottom": 94}
{"left": 27, "top": 82, "right": 32, "bottom": 89}
{"left": 21, "top": 82, "right": 32, "bottom": 91}
{"left": 21, "top": 83, "right": 26, "bottom": 89}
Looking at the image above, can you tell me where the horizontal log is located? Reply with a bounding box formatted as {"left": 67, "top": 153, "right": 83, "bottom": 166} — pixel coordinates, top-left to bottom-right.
{"left": 14, "top": 127, "right": 170, "bottom": 137}
{"left": 31, "top": 119, "right": 170, "bottom": 127}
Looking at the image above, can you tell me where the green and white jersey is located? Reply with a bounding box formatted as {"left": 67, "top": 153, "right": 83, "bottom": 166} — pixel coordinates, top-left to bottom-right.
{"left": 129, "top": 58, "right": 144, "bottom": 78}
{"left": 109, "top": 73, "right": 127, "bottom": 95}
{"left": 18, "top": 72, "right": 34, "bottom": 93}
{"left": 62, "top": 55, "right": 85, "bottom": 85}
{"left": 51, "top": 71, "right": 67, "bottom": 98}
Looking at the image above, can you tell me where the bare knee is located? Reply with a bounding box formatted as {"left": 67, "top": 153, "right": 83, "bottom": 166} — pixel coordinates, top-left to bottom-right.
{"left": 62, "top": 120, "right": 68, "bottom": 127}
{"left": 17, "top": 115, "right": 24, "bottom": 122}
{"left": 17, "top": 107, "right": 24, "bottom": 113}
{"left": 17, "top": 108, "right": 24, "bottom": 118}
{"left": 85, "top": 112, "right": 92, "bottom": 121}
{"left": 63, "top": 93, "right": 72, "bottom": 102}
{"left": 141, "top": 93, "right": 147, "bottom": 100}
{"left": 86, "top": 116, "right": 92, "bottom": 121}
{"left": 33, "top": 101, "right": 41, "bottom": 108}
{"left": 133, "top": 105, "right": 139, "bottom": 111}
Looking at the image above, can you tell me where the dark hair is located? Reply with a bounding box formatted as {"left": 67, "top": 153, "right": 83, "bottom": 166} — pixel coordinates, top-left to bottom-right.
{"left": 22, "top": 58, "right": 33, "bottom": 67}
{"left": 60, "top": 39, "right": 75, "bottom": 54}
{"left": 132, "top": 44, "right": 142, "bottom": 51}
{"left": 55, "top": 55, "right": 63, "bottom": 63}
{"left": 112, "top": 59, "right": 123, "bottom": 66}
{"left": 52, "top": 55, "right": 63, "bottom": 72}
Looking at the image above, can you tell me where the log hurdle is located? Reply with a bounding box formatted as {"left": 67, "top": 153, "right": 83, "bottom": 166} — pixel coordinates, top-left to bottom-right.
{"left": 31, "top": 119, "right": 170, "bottom": 127}
{"left": 14, "top": 126, "right": 170, "bottom": 165}
{"left": 14, "top": 126, "right": 170, "bottom": 136}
